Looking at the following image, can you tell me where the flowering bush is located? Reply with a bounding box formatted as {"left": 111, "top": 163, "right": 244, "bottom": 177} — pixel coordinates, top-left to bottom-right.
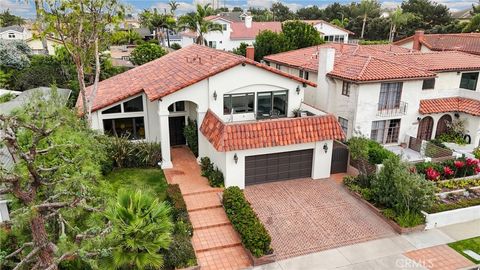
{"left": 425, "top": 167, "right": 441, "bottom": 181}
{"left": 443, "top": 166, "right": 454, "bottom": 178}
{"left": 416, "top": 157, "right": 480, "bottom": 181}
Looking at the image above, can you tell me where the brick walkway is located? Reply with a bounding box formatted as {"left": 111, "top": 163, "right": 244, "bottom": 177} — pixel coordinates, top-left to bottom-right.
{"left": 404, "top": 245, "right": 475, "bottom": 270}
{"left": 244, "top": 178, "right": 396, "bottom": 260}
{"left": 164, "top": 147, "right": 250, "bottom": 270}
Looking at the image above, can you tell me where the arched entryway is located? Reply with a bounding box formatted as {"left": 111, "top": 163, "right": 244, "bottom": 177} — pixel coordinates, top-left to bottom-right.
{"left": 435, "top": 114, "right": 452, "bottom": 139}
{"left": 417, "top": 116, "right": 434, "bottom": 141}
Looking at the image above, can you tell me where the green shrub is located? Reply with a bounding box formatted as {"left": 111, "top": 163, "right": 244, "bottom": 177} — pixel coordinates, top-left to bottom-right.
{"left": 170, "top": 43, "right": 182, "bottom": 50}
{"left": 166, "top": 184, "right": 193, "bottom": 237}
{"left": 0, "top": 92, "right": 15, "bottom": 103}
{"left": 164, "top": 234, "right": 197, "bottom": 269}
{"left": 394, "top": 211, "right": 425, "bottom": 227}
{"left": 474, "top": 147, "right": 480, "bottom": 159}
{"left": 200, "top": 157, "right": 224, "bottom": 187}
{"left": 427, "top": 197, "right": 480, "bottom": 213}
{"left": 183, "top": 118, "right": 198, "bottom": 157}
{"left": 222, "top": 187, "right": 272, "bottom": 257}
{"left": 367, "top": 142, "right": 395, "bottom": 164}
{"left": 200, "top": 157, "right": 213, "bottom": 177}
{"left": 103, "top": 135, "right": 162, "bottom": 168}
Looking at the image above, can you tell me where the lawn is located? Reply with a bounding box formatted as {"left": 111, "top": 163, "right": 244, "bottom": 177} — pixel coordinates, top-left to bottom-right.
{"left": 104, "top": 168, "right": 168, "bottom": 201}
{"left": 448, "top": 237, "right": 480, "bottom": 264}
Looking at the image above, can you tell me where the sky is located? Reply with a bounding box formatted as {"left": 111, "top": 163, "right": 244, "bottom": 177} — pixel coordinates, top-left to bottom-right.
{"left": 0, "top": 0, "right": 477, "bottom": 19}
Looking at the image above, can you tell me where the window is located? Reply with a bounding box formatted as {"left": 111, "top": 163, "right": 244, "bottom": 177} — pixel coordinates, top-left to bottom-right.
{"left": 8, "top": 33, "right": 15, "bottom": 38}
{"left": 102, "top": 104, "right": 121, "bottom": 114}
{"left": 168, "top": 101, "right": 185, "bottom": 112}
{"left": 275, "top": 64, "right": 281, "bottom": 70}
{"left": 460, "top": 72, "right": 479, "bottom": 90}
{"left": 338, "top": 117, "right": 348, "bottom": 135}
{"left": 102, "top": 96, "right": 144, "bottom": 114}
{"left": 370, "top": 119, "right": 401, "bottom": 144}
{"left": 422, "top": 78, "right": 435, "bottom": 90}
{"left": 103, "top": 117, "right": 145, "bottom": 140}
{"left": 299, "top": 70, "right": 309, "bottom": 80}
{"left": 342, "top": 81, "right": 351, "bottom": 96}
{"left": 257, "top": 91, "right": 288, "bottom": 118}
{"left": 223, "top": 93, "right": 254, "bottom": 114}
{"left": 378, "top": 82, "right": 402, "bottom": 110}
{"left": 222, "top": 24, "right": 227, "bottom": 30}
{"left": 208, "top": 41, "right": 217, "bottom": 48}
{"left": 324, "top": 35, "right": 345, "bottom": 43}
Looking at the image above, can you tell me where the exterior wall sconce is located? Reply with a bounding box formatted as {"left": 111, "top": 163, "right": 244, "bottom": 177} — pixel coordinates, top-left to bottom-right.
{"left": 417, "top": 117, "right": 422, "bottom": 121}
{"left": 234, "top": 153, "right": 238, "bottom": 164}
{"left": 213, "top": 91, "right": 217, "bottom": 100}
{"left": 323, "top": 143, "right": 328, "bottom": 153}
{"left": 296, "top": 86, "right": 301, "bottom": 95}
{"left": 302, "top": 82, "right": 307, "bottom": 88}
{"left": 454, "top": 113, "right": 460, "bottom": 118}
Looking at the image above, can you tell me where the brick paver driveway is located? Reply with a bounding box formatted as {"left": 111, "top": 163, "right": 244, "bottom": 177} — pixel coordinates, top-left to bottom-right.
{"left": 244, "top": 178, "right": 396, "bottom": 260}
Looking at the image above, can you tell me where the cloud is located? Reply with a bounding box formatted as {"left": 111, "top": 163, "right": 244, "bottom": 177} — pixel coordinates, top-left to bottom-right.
{"left": 0, "top": 0, "right": 34, "bottom": 17}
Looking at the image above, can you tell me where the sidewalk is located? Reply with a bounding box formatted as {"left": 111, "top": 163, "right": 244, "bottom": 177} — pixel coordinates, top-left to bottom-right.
{"left": 249, "top": 219, "right": 480, "bottom": 270}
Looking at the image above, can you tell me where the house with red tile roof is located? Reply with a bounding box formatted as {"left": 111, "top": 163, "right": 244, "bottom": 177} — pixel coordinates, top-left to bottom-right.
{"left": 301, "top": 20, "right": 354, "bottom": 43}
{"left": 394, "top": 30, "right": 480, "bottom": 56}
{"left": 80, "top": 44, "right": 345, "bottom": 188}
{"left": 264, "top": 43, "right": 480, "bottom": 154}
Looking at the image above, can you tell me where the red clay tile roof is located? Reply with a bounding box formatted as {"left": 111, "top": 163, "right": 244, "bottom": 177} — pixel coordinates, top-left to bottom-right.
{"left": 394, "top": 33, "right": 480, "bottom": 55}
{"left": 419, "top": 97, "right": 480, "bottom": 116}
{"left": 230, "top": 22, "right": 282, "bottom": 40}
{"left": 200, "top": 110, "right": 345, "bottom": 152}
{"left": 301, "top": 20, "right": 355, "bottom": 35}
{"left": 264, "top": 43, "right": 480, "bottom": 82}
{"left": 77, "top": 44, "right": 315, "bottom": 113}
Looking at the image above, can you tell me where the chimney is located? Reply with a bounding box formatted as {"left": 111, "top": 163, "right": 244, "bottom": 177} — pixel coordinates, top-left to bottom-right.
{"left": 317, "top": 47, "right": 335, "bottom": 110}
{"left": 246, "top": 46, "right": 255, "bottom": 60}
{"left": 413, "top": 30, "right": 424, "bottom": 51}
{"left": 245, "top": 15, "right": 252, "bottom": 28}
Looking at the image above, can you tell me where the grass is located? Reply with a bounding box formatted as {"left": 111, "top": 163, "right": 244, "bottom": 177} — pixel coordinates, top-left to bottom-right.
{"left": 104, "top": 168, "right": 168, "bottom": 201}
{"left": 448, "top": 237, "right": 480, "bottom": 264}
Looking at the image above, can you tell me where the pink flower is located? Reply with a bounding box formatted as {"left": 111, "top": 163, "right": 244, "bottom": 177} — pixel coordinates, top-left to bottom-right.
{"left": 426, "top": 167, "right": 441, "bottom": 181}
{"left": 454, "top": 160, "right": 465, "bottom": 169}
{"left": 466, "top": 158, "right": 479, "bottom": 167}
{"left": 475, "top": 165, "right": 480, "bottom": 174}
{"left": 443, "top": 166, "right": 454, "bottom": 177}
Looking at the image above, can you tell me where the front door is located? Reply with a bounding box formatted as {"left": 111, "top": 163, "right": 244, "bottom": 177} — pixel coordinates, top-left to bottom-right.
{"left": 169, "top": 116, "right": 186, "bottom": 146}
{"left": 417, "top": 116, "right": 434, "bottom": 141}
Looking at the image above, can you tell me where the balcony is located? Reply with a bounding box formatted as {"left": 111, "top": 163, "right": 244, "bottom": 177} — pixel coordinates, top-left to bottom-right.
{"left": 376, "top": 101, "right": 408, "bottom": 117}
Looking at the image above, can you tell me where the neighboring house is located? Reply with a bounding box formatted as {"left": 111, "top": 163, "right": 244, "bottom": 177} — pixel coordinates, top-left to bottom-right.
{"left": 26, "top": 36, "right": 62, "bottom": 55}
{"left": 264, "top": 43, "right": 480, "bottom": 149}
{"left": 0, "top": 26, "right": 32, "bottom": 40}
{"left": 79, "top": 44, "right": 345, "bottom": 188}
{"left": 109, "top": 45, "right": 136, "bottom": 68}
{"left": 302, "top": 20, "right": 354, "bottom": 43}
{"left": 452, "top": 8, "right": 476, "bottom": 23}
{"left": 394, "top": 30, "right": 480, "bottom": 56}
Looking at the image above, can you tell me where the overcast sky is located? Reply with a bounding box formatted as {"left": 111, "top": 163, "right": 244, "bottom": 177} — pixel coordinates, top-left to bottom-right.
{"left": 1, "top": 0, "right": 477, "bottom": 18}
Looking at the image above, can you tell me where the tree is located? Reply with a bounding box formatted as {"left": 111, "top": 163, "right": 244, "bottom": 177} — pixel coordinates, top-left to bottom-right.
{"left": 270, "top": 2, "right": 294, "bottom": 22}
{"left": 296, "top": 5, "right": 324, "bottom": 20}
{"left": 232, "top": 7, "right": 243, "bottom": 12}
{"left": 43, "top": 0, "right": 124, "bottom": 121}
{"left": 139, "top": 8, "right": 176, "bottom": 47}
{"left": 0, "top": 40, "right": 31, "bottom": 70}
{"left": 169, "top": 0, "right": 180, "bottom": 14}
{"left": 464, "top": 13, "right": 480, "bottom": 32}
{"left": 110, "top": 29, "right": 142, "bottom": 45}
{"left": 0, "top": 10, "right": 25, "bottom": 26}
{"left": 104, "top": 190, "right": 172, "bottom": 269}
{"left": 0, "top": 92, "right": 111, "bottom": 269}
{"left": 471, "top": 1, "right": 480, "bottom": 15}
{"left": 178, "top": 4, "right": 223, "bottom": 45}
{"left": 232, "top": 42, "right": 248, "bottom": 56}
{"left": 388, "top": 8, "right": 416, "bottom": 42}
{"left": 401, "top": 0, "right": 453, "bottom": 34}
{"left": 331, "top": 18, "right": 349, "bottom": 28}
{"left": 253, "top": 30, "right": 289, "bottom": 61}
{"left": 130, "top": 43, "right": 167, "bottom": 65}
{"left": 282, "top": 20, "right": 323, "bottom": 50}
{"left": 358, "top": 0, "right": 380, "bottom": 39}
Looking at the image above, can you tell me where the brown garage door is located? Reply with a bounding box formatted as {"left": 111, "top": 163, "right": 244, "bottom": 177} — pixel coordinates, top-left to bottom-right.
{"left": 245, "top": 149, "right": 313, "bottom": 185}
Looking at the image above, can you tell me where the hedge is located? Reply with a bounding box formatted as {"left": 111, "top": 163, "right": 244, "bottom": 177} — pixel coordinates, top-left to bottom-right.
{"left": 200, "top": 157, "right": 224, "bottom": 187}
{"left": 222, "top": 186, "right": 272, "bottom": 257}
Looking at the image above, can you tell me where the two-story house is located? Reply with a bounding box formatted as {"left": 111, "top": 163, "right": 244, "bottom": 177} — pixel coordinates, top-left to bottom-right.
{"left": 264, "top": 43, "right": 480, "bottom": 148}
{"left": 79, "top": 44, "right": 345, "bottom": 188}
{"left": 302, "top": 20, "right": 354, "bottom": 43}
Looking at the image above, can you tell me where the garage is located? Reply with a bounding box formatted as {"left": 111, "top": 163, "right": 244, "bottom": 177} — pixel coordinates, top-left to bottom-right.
{"left": 245, "top": 149, "right": 313, "bottom": 185}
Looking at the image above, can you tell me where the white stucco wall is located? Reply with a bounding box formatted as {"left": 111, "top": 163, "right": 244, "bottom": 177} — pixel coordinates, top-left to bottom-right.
{"left": 397, "top": 40, "right": 432, "bottom": 52}
{"left": 0, "top": 29, "right": 32, "bottom": 40}
{"left": 27, "top": 38, "right": 59, "bottom": 55}
{"left": 423, "top": 205, "right": 480, "bottom": 229}
{"left": 313, "top": 22, "right": 349, "bottom": 43}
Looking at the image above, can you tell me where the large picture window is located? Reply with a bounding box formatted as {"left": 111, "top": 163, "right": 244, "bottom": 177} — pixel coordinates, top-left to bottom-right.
{"left": 223, "top": 93, "right": 254, "bottom": 114}
{"left": 370, "top": 119, "right": 401, "bottom": 144}
{"left": 378, "top": 82, "right": 402, "bottom": 110}
{"left": 102, "top": 96, "right": 143, "bottom": 114}
{"left": 460, "top": 72, "right": 479, "bottom": 90}
{"left": 103, "top": 117, "right": 145, "bottom": 140}
{"left": 257, "top": 91, "right": 288, "bottom": 118}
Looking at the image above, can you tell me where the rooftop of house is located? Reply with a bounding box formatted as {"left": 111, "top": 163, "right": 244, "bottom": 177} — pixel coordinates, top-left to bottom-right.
{"left": 394, "top": 32, "right": 480, "bottom": 55}
{"left": 301, "top": 20, "right": 355, "bottom": 35}
{"left": 205, "top": 11, "right": 249, "bottom": 23}
{"left": 0, "top": 26, "right": 25, "bottom": 33}
{"left": 451, "top": 8, "right": 475, "bottom": 19}
{"left": 230, "top": 21, "right": 282, "bottom": 40}
{"left": 77, "top": 44, "right": 315, "bottom": 113}
{"left": 264, "top": 43, "right": 480, "bottom": 83}
{"left": 420, "top": 97, "right": 480, "bottom": 116}
{"left": 200, "top": 110, "right": 345, "bottom": 151}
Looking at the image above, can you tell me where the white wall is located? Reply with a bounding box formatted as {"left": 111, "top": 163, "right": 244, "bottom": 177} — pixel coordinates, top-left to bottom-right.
{"left": 313, "top": 22, "right": 349, "bottom": 43}
{"left": 423, "top": 205, "right": 480, "bottom": 229}
{"left": 398, "top": 40, "right": 432, "bottom": 52}
{"left": 27, "top": 38, "right": 59, "bottom": 55}
{"left": 0, "top": 29, "right": 31, "bottom": 40}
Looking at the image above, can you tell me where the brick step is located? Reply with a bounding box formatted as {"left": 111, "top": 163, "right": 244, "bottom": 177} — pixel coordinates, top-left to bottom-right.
{"left": 184, "top": 192, "right": 222, "bottom": 212}
{"left": 183, "top": 187, "right": 223, "bottom": 197}
{"left": 196, "top": 246, "right": 251, "bottom": 270}
{"left": 190, "top": 207, "right": 231, "bottom": 229}
{"left": 192, "top": 225, "right": 242, "bottom": 252}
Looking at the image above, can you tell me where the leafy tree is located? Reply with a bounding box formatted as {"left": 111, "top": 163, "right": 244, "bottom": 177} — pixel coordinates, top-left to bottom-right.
{"left": 464, "top": 14, "right": 480, "bottom": 32}
{"left": 331, "top": 18, "right": 349, "bottom": 28}
{"left": 0, "top": 10, "right": 25, "bottom": 26}
{"left": 253, "top": 30, "right": 289, "bottom": 61}
{"left": 358, "top": 0, "right": 380, "bottom": 39}
{"left": 130, "top": 43, "right": 167, "bottom": 65}
{"left": 232, "top": 42, "right": 248, "bottom": 56}
{"left": 139, "top": 8, "right": 176, "bottom": 47}
{"left": 323, "top": 3, "right": 351, "bottom": 22}
{"left": 401, "top": 0, "right": 453, "bottom": 35}
{"left": 471, "top": 1, "right": 480, "bottom": 15}
{"left": 249, "top": 7, "right": 273, "bottom": 22}
{"left": 178, "top": 4, "right": 223, "bottom": 45}
{"left": 104, "top": 190, "right": 172, "bottom": 269}
{"left": 232, "top": 7, "right": 243, "bottom": 12}
{"left": 388, "top": 8, "right": 417, "bottom": 41}
{"left": 110, "top": 29, "right": 142, "bottom": 45}
{"left": 282, "top": 20, "right": 323, "bottom": 50}
{"left": 0, "top": 92, "right": 111, "bottom": 269}
{"left": 0, "top": 40, "right": 31, "bottom": 70}
{"left": 270, "top": 2, "right": 294, "bottom": 22}
{"left": 296, "top": 5, "right": 324, "bottom": 20}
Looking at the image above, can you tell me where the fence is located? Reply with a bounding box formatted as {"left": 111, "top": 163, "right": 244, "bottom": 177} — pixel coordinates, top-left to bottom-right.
{"left": 408, "top": 136, "right": 453, "bottom": 160}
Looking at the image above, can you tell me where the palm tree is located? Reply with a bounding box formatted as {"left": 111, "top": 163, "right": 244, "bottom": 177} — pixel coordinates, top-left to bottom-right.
{"left": 388, "top": 8, "right": 416, "bottom": 42}
{"left": 169, "top": 0, "right": 180, "bottom": 15}
{"left": 358, "top": 0, "right": 379, "bottom": 39}
{"left": 105, "top": 190, "right": 173, "bottom": 270}
{"left": 140, "top": 8, "right": 176, "bottom": 47}
{"left": 178, "top": 4, "right": 223, "bottom": 46}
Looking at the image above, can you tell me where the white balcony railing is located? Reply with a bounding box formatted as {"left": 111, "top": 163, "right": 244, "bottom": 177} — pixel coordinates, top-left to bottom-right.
{"left": 377, "top": 101, "right": 408, "bottom": 117}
